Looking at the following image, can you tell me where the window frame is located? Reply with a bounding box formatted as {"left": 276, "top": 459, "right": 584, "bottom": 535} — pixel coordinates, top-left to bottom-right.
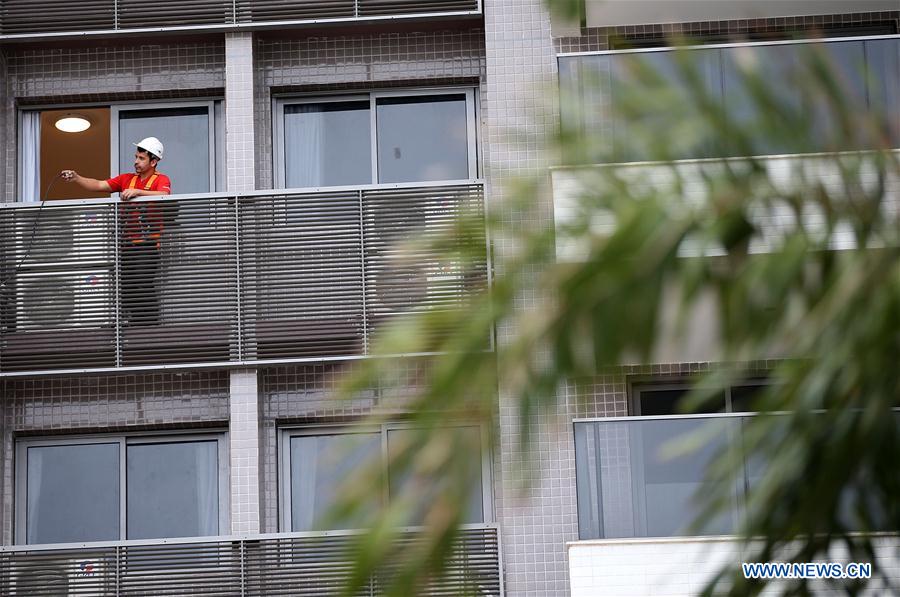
{"left": 111, "top": 100, "right": 219, "bottom": 196}
{"left": 278, "top": 421, "right": 493, "bottom": 532}
{"left": 15, "top": 430, "right": 229, "bottom": 545}
{"left": 273, "top": 87, "right": 479, "bottom": 190}
{"left": 629, "top": 377, "right": 771, "bottom": 415}
{"left": 16, "top": 98, "right": 223, "bottom": 203}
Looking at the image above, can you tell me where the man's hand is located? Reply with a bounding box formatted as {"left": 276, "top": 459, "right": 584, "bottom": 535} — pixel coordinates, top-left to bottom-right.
{"left": 58, "top": 171, "right": 112, "bottom": 194}
{"left": 120, "top": 188, "right": 142, "bottom": 201}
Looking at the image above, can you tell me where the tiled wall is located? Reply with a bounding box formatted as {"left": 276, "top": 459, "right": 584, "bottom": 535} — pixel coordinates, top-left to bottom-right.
{"left": 0, "top": 370, "right": 230, "bottom": 544}
{"left": 482, "top": 0, "right": 566, "bottom": 594}
{"left": 252, "top": 27, "right": 486, "bottom": 189}
{"left": 1, "top": 40, "right": 225, "bottom": 201}
{"left": 229, "top": 369, "right": 263, "bottom": 534}
{"left": 225, "top": 33, "right": 257, "bottom": 192}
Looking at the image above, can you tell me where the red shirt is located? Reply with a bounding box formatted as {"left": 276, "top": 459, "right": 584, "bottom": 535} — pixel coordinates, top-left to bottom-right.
{"left": 106, "top": 172, "right": 171, "bottom": 193}
{"left": 106, "top": 172, "right": 172, "bottom": 247}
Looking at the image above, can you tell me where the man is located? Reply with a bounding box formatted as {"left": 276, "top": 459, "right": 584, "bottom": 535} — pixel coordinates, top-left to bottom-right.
{"left": 62, "top": 137, "right": 171, "bottom": 326}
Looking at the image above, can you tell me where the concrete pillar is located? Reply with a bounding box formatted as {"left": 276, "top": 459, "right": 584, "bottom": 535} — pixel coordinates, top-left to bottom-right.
{"left": 225, "top": 32, "right": 256, "bottom": 192}
{"left": 225, "top": 32, "right": 262, "bottom": 535}
{"left": 483, "top": 1, "right": 569, "bottom": 595}
{"left": 229, "top": 370, "right": 263, "bottom": 534}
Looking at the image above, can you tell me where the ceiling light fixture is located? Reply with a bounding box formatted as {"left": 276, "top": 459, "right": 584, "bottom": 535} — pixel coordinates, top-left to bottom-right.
{"left": 54, "top": 114, "right": 91, "bottom": 133}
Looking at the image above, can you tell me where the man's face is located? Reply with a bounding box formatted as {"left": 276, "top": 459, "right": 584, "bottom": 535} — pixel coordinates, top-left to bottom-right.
{"left": 133, "top": 150, "right": 156, "bottom": 175}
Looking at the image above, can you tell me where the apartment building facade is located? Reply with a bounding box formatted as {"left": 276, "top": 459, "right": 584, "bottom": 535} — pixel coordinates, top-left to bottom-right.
{"left": 0, "top": 0, "right": 898, "bottom": 595}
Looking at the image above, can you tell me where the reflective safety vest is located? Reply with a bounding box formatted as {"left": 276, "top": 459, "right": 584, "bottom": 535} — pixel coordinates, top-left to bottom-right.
{"left": 123, "top": 174, "right": 163, "bottom": 248}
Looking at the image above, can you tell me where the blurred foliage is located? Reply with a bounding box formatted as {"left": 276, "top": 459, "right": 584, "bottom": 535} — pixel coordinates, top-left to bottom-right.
{"left": 323, "top": 5, "right": 900, "bottom": 596}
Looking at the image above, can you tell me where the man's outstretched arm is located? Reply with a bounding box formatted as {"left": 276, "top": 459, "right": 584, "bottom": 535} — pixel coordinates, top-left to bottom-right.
{"left": 60, "top": 170, "right": 113, "bottom": 194}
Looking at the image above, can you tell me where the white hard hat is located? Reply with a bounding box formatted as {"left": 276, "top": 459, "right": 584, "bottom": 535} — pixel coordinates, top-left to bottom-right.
{"left": 134, "top": 136, "right": 164, "bottom": 160}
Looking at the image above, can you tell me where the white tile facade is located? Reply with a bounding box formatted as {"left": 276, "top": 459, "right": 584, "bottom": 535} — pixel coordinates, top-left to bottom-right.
{"left": 483, "top": 0, "right": 571, "bottom": 591}
{"left": 225, "top": 33, "right": 256, "bottom": 193}
{"left": 229, "top": 369, "right": 262, "bottom": 534}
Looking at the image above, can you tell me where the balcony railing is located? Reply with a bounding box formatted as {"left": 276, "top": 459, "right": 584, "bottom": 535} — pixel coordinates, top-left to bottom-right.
{"left": 574, "top": 413, "right": 895, "bottom": 540}
{"left": 0, "top": 525, "right": 503, "bottom": 595}
{"left": 0, "top": 0, "right": 482, "bottom": 40}
{"left": 558, "top": 35, "right": 900, "bottom": 164}
{"left": 0, "top": 181, "right": 487, "bottom": 375}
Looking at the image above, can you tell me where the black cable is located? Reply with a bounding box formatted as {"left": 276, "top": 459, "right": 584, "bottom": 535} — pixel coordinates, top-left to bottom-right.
{"left": 0, "top": 171, "right": 64, "bottom": 292}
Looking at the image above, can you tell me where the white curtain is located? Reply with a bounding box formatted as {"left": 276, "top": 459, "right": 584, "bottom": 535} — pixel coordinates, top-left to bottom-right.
{"left": 292, "top": 437, "right": 320, "bottom": 531}
{"left": 25, "top": 448, "right": 43, "bottom": 544}
{"left": 194, "top": 441, "right": 218, "bottom": 535}
{"left": 285, "top": 106, "right": 324, "bottom": 188}
{"left": 21, "top": 111, "right": 41, "bottom": 202}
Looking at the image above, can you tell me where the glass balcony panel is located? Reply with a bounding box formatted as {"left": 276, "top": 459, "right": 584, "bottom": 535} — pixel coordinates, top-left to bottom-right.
{"left": 865, "top": 39, "right": 900, "bottom": 148}
{"left": 609, "top": 48, "right": 723, "bottom": 162}
{"left": 720, "top": 43, "right": 805, "bottom": 156}
{"left": 575, "top": 416, "right": 742, "bottom": 539}
{"left": 560, "top": 38, "right": 900, "bottom": 164}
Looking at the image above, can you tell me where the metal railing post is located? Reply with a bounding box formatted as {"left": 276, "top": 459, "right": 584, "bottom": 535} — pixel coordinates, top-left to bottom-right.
{"left": 240, "top": 540, "right": 246, "bottom": 597}
{"left": 115, "top": 544, "right": 122, "bottom": 596}
{"left": 235, "top": 196, "right": 243, "bottom": 361}
{"left": 114, "top": 204, "right": 122, "bottom": 368}
{"left": 358, "top": 189, "right": 369, "bottom": 354}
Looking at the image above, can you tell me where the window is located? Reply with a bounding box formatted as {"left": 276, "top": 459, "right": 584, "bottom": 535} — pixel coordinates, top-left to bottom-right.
{"left": 275, "top": 89, "right": 478, "bottom": 189}
{"left": 280, "top": 423, "right": 491, "bottom": 532}
{"left": 631, "top": 379, "right": 770, "bottom": 415}
{"left": 16, "top": 433, "right": 227, "bottom": 545}
{"left": 18, "top": 100, "right": 222, "bottom": 202}
{"left": 113, "top": 103, "right": 219, "bottom": 196}
{"left": 575, "top": 415, "right": 741, "bottom": 540}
